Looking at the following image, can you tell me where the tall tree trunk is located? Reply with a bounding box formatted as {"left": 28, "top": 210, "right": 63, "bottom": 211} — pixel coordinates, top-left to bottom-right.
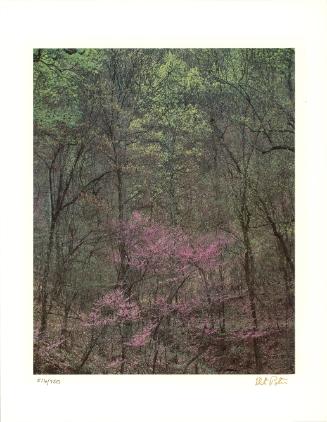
{"left": 116, "top": 160, "right": 131, "bottom": 374}
{"left": 218, "top": 266, "right": 226, "bottom": 333}
{"left": 116, "top": 166, "right": 129, "bottom": 290}
{"left": 240, "top": 210, "right": 262, "bottom": 373}
{"left": 166, "top": 134, "right": 178, "bottom": 226}
{"left": 258, "top": 197, "right": 294, "bottom": 277}
{"left": 40, "top": 218, "right": 56, "bottom": 336}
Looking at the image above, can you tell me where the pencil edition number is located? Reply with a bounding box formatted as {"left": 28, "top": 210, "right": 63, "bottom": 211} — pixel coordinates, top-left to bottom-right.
{"left": 37, "top": 378, "right": 61, "bottom": 385}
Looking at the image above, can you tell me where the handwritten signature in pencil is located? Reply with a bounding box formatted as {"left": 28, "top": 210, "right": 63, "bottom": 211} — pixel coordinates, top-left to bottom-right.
{"left": 255, "top": 376, "right": 288, "bottom": 386}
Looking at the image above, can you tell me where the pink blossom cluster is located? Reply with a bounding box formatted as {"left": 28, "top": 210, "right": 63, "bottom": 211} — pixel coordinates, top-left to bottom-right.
{"left": 177, "top": 235, "right": 226, "bottom": 270}
{"left": 126, "top": 323, "right": 156, "bottom": 347}
{"left": 106, "top": 358, "right": 124, "bottom": 369}
{"left": 231, "top": 328, "right": 273, "bottom": 340}
{"left": 83, "top": 289, "right": 140, "bottom": 328}
{"left": 112, "top": 211, "right": 227, "bottom": 276}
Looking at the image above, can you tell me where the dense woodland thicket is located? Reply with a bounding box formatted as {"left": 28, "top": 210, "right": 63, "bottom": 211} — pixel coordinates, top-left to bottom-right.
{"left": 33, "top": 48, "right": 294, "bottom": 374}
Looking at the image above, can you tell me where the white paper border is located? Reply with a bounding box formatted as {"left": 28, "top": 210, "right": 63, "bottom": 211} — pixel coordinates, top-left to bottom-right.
{"left": 1, "top": 1, "right": 326, "bottom": 421}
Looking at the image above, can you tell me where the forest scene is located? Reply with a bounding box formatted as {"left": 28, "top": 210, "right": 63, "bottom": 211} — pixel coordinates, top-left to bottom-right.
{"left": 33, "top": 48, "right": 295, "bottom": 375}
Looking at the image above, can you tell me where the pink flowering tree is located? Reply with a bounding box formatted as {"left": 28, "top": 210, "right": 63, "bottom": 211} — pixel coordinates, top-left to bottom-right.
{"left": 111, "top": 211, "right": 227, "bottom": 283}
{"left": 79, "top": 211, "right": 238, "bottom": 373}
{"left": 80, "top": 212, "right": 278, "bottom": 373}
{"left": 86, "top": 212, "right": 229, "bottom": 372}
{"left": 76, "top": 289, "right": 141, "bottom": 373}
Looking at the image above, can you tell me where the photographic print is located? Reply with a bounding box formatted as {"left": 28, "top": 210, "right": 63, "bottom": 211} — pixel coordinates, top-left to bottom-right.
{"left": 33, "top": 48, "right": 295, "bottom": 375}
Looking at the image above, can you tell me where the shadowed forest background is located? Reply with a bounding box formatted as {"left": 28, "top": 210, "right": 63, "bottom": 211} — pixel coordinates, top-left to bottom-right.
{"left": 33, "top": 48, "right": 294, "bottom": 374}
